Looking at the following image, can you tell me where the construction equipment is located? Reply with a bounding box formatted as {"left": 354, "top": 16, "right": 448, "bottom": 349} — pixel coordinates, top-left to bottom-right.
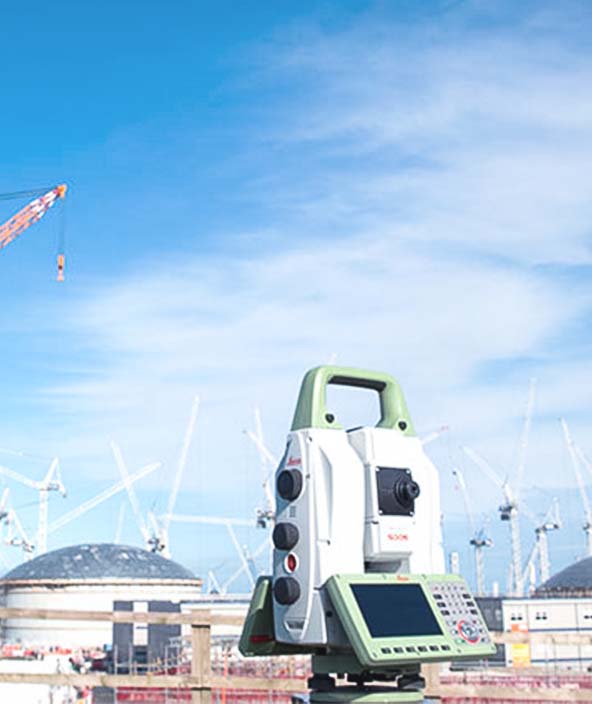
{"left": 244, "top": 406, "right": 277, "bottom": 529}
{"left": 462, "top": 445, "right": 524, "bottom": 596}
{"left": 521, "top": 499, "right": 561, "bottom": 591}
{"left": 111, "top": 441, "right": 152, "bottom": 549}
{"left": 129, "top": 396, "right": 200, "bottom": 555}
{"left": 452, "top": 467, "right": 493, "bottom": 596}
{"left": 4, "top": 508, "right": 35, "bottom": 558}
{"left": 0, "top": 184, "right": 67, "bottom": 280}
{"left": 421, "top": 425, "right": 450, "bottom": 447}
{"left": 0, "top": 458, "right": 66, "bottom": 556}
{"left": 461, "top": 379, "right": 536, "bottom": 597}
{"left": 240, "top": 365, "right": 495, "bottom": 704}
{"left": 47, "top": 462, "right": 161, "bottom": 535}
{"left": 560, "top": 418, "right": 592, "bottom": 556}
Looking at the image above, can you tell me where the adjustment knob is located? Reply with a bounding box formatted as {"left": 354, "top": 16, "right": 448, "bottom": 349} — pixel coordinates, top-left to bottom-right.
{"left": 277, "top": 469, "right": 303, "bottom": 501}
{"left": 274, "top": 577, "right": 300, "bottom": 605}
{"left": 273, "top": 522, "right": 300, "bottom": 550}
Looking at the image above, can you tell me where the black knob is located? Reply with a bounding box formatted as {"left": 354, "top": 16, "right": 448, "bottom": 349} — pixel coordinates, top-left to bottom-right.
{"left": 277, "top": 469, "right": 303, "bottom": 501}
{"left": 273, "top": 522, "right": 300, "bottom": 550}
{"left": 393, "top": 476, "right": 420, "bottom": 507}
{"left": 274, "top": 577, "right": 300, "bottom": 605}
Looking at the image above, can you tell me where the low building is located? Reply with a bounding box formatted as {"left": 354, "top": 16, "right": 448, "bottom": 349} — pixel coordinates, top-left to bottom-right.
{"left": 494, "top": 556, "right": 592, "bottom": 670}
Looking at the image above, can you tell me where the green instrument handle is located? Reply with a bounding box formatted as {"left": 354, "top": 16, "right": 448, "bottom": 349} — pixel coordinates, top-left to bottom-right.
{"left": 290, "top": 365, "right": 415, "bottom": 434}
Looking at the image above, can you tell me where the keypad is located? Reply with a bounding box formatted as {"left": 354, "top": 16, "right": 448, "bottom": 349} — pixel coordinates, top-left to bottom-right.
{"left": 428, "top": 580, "right": 490, "bottom": 645}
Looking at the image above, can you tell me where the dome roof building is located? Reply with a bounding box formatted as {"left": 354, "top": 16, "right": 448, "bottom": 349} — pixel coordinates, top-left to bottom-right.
{"left": 535, "top": 556, "right": 592, "bottom": 598}
{"left": 0, "top": 543, "right": 202, "bottom": 647}
{"left": 2, "top": 543, "right": 196, "bottom": 583}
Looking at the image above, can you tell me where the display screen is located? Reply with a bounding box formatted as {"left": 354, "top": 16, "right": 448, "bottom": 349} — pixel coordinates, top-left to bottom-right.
{"left": 350, "top": 583, "right": 443, "bottom": 638}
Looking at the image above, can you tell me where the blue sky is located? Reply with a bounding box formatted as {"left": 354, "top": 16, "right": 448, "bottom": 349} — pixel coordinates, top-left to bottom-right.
{"left": 1, "top": 0, "right": 592, "bottom": 593}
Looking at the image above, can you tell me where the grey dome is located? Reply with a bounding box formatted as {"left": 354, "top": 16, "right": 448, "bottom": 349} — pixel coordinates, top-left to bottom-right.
{"left": 1, "top": 543, "right": 197, "bottom": 582}
{"left": 536, "top": 556, "right": 592, "bottom": 597}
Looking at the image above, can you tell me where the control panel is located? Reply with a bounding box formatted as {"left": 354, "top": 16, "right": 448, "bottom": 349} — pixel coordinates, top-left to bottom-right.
{"left": 325, "top": 573, "right": 496, "bottom": 667}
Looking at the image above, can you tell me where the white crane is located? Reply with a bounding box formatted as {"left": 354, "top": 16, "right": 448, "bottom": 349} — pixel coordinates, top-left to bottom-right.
{"left": 461, "top": 379, "right": 536, "bottom": 597}
{"left": 462, "top": 452, "right": 560, "bottom": 594}
{"left": 0, "top": 457, "right": 66, "bottom": 555}
{"left": 560, "top": 418, "right": 592, "bottom": 556}
{"left": 244, "top": 406, "right": 277, "bottom": 529}
{"left": 110, "top": 441, "right": 151, "bottom": 548}
{"left": 220, "top": 536, "right": 271, "bottom": 593}
{"left": 161, "top": 395, "right": 200, "bottom": 555}
{"left": 0, "top": 488, "right": 33, "bottom": 560}
{"left": 421, "top": 425, "right": 450, "bottom": 447}
{"left": 163, "top": 513, "right": 260, "bottom": 591}
{"left": 47, "top": 462, "right": 161, "bottom": 535}
{"left": 4, "top": 508, "right": 35, "bottom": 558}
{"left": 515, "top": 379, "right": 537, "bottom": 507}
{"left": 144, "top": 395, "right": 200, "bottom": 556}
{"left": 521, "top": 498, "right": 561, "bottom": 591}
{"left": 462, "top": 445, "right": 524, "bottom": 596}
{"left": 452, "top": 467, "right": 492, "bottom": 595}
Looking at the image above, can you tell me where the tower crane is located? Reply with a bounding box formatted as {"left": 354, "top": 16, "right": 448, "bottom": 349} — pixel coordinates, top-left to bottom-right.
{"left": 0, "top": 184, "right": 67, "bottom": 280}
{"left": 462, "top": 446, "right": 524, "bottom": 595}
{"left": 421, "top": 425, "right": 450, "bottom": 447}
{"left": 0, "top": 458, "right": 66, "bottom": 556}
{"left": 47, "top": 461, "right": 161, "bottom": 535}
{"left": 111, "top": 441, "right": 152, "bottom": 549}
{"left": 119, "top": 396, "right": 200, "bottom": 555}
{"left": 244, "top": 406, "right": 277, "bottom": 529}
{"left": 452, "top": 467, "right": 492, "bottom": 595}
{"left": 160, "top": 395, "right": 200, "bottom": 556}
{"left": 521, "top": 498, "right": 561, "bottom": 591}
{"left": 461, "top": 379, "right": 536, "bottom": 597}
{"left": 560, "top": 418, "right": 592, "bottom": 556}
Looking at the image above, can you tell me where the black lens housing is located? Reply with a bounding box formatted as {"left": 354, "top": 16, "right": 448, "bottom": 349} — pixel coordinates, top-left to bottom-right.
{"left": 393, "top": 476, "right": 420, "bottom": 507}
{"left": 277, "top": 469, "right": 303, "bottom": 501}
{"left": 274, "top": 577, "right": 300, "bottom": 605}
{"left": 273, "top": 522, "right": 300, "bottom": 551}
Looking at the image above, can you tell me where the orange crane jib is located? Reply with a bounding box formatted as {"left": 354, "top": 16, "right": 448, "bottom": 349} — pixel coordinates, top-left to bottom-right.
{"left": 0, "top": 184, "right": 67, "bottom": 281}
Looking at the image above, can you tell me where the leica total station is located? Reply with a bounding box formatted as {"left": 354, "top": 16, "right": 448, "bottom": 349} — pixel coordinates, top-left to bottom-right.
{"left": 240, "top": 366, "right": 495, "bottom": 703}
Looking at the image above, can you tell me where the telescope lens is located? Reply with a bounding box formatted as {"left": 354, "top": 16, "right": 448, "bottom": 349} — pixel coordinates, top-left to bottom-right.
{"left": 393, "top": 476, "right": 421, "bottom": 507}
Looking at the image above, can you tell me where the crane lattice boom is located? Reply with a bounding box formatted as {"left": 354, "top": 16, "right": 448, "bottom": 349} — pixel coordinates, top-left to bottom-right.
{"left": 0, "top": 184, "right": 67, "bottom": 280}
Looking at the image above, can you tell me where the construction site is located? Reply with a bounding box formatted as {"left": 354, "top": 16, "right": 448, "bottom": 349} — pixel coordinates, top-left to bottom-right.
{"left": 1, "top": 3, "right": 592, "bottom": 702}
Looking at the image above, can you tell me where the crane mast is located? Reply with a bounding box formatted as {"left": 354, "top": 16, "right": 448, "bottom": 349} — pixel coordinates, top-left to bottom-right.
{"left": 560, "top": 418, "right": 592, "bottom": 557}
{"left": 452, "top": 467, "right": 492, "bottom": 595}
